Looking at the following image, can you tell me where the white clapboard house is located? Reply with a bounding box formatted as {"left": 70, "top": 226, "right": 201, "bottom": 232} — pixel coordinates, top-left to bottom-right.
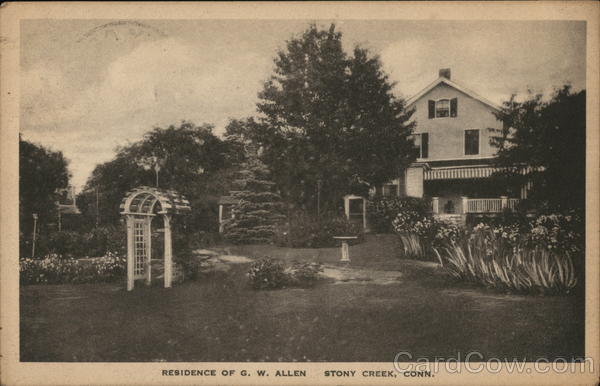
{"left": 346, "top": 68, "right": 533, "bottom": 226}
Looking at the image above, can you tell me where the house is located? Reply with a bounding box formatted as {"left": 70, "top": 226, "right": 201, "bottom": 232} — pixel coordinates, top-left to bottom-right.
{"left": 369, "top": 68, "right": 532, "bottom": 225}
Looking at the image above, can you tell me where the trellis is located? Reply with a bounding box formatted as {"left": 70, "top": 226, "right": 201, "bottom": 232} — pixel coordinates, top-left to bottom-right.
{"left": 120, "top": 186, "right": 191, "bottom": 291}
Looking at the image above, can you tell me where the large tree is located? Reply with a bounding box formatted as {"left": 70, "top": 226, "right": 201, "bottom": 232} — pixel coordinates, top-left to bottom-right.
{"left": 78, "top": 121, "right": 239, "bottom": 231}
{"left": 252, "top": 24, "right": 415, "bottom": 213}
{"left": 490, "top": 85, "right": 585, "bottom": 211}
{"left": 19, "top": 136, "right": 71, "bottom": 241}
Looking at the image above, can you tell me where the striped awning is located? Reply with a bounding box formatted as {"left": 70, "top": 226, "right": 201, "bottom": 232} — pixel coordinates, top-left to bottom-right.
{"left": 425, "top": 165, "right": 535, "bottom": 180}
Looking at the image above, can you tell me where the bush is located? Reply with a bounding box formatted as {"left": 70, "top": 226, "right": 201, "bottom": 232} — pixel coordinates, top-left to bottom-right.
{"left": 434, "top": 231, "right": 578, "bottom": 295}
{"left": 286, "top": 261, "right": 324, "bottom": 287}
{"left": 368, "top": 197, "right": 431, "bottom": 233}
{"left": 247, "top": 258, "right": 289, "bottom": 289}
{"left": 247, "top": 258, "right": 324, "bottom": 289}
{"left": 85, "top": 225, "right": 126, "bottom": 257}
{"left": 274, "top": 212, "right": 363, "bottom": 248}
{"left": 46, "top": 231, "right": 87, "bottom": 258}
{"left": 19, "top": 252, "right": 126, "bottom": 285}
{"left": 392, "top": 209, "right": 464, "bottom": 260}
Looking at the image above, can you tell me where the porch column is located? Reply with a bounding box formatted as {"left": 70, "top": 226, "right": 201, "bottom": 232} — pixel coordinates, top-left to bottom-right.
{"left": 405, "top": 165, "right": 425, "bottom": 198}
{"left": 461, "top": 196, "right": 469, "bottom": 214}
{"left": 163, "top": 214, "right": 173, "bottom": 288}
{"left": 126, "top": 215, "right": 135, "bottom": 291}
{"left": 500, "top": 196, "right": 508, "bottom": 210}
{"left": 432, "top": 197, "right": 439, "bottom": 214}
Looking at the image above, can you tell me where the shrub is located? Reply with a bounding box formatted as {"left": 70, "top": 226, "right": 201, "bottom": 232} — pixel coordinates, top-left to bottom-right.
{"left": 85, "top": 225, "right": 126, "bottom": 257}
{"left": 274, "top": 212, "right": 363, "bottom": 248}
{"left": 368, "top": 197, "right": 431, "bottom": 233}
{"left": 247, "top": 258, "right": 289, "bottom": 289}
{"left": 286, "top": 261, "right": 324, "bottom": 287}
{"left": 247, "top": 258, "right": 324, "bottom": 289}
{"left": 434, "top": 232, "right": 578, "bottom": 295}
{"left": 392, "top": 209, "right": 464, "bottom": 260}
{"left": 19, "top": 252, "right": 126, "bottom": 285}
{"left": 46, "top": 231, "right": 87, "bottom": 258}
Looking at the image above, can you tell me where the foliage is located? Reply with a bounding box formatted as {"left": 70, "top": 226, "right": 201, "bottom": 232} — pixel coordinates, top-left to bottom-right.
{"left": 490, "top": 86, "right": 585, "bottom": 211}
{"left": 222, "top": 153, "right": 285, "bottom": 244}
{"left": 84, "top": 225, "right": 127, "bottom": 257}
{"left": 285, "top": 261, "right": 324, "bottom": 287}
{"left": 19, "top": 136, "right": 71, "bottom": 246}
{"left": 273, "top": 211, "right": 363, "bottom": 248}
{"left": 45, "top": 231, "right": 87, "bottom": 258}
{"left": 247, "top": 258, "right": 289, "bottom": 289}
{"left": 23, "top": 226, "right": 127, "bottom": 259}
{"left": 247, "top": 258, "right": 323, "bottom": 289}
{"left": 434, "top": 232, "right": 578, "bottom": 295}
{"left": 471, "top": 211, "right": 584, "bottom": 257}
{"left": 247, "top": 24, "right": 415, "bottom": 212}
{"left": 367, "top": 197, "right": 431, "bottom": 233}
{"left": 387, "top": 197, "right": 462, "bottom": 259}
{"left": 20, "top": 253, "right": 126, "bottom": 285}
{"left": 393, "top": 214, "right": 463, "bottom": 260}
{"left": 77, "top": 121, "right": 240, "bottom": 232}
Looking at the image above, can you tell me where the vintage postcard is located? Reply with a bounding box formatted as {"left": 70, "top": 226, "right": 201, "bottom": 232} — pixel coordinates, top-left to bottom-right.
{"left": 1, "top": 1, "right": 598, "bottom": 385}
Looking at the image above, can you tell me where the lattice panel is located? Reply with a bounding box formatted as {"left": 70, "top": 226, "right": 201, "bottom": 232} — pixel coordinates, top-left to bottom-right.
{"left": 134, "top": 220, "right": 146, "bottom": 277}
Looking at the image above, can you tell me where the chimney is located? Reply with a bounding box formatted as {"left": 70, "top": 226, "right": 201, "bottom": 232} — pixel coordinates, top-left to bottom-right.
{"left": 439, "top": 68, "right": 451, "bottom": 80}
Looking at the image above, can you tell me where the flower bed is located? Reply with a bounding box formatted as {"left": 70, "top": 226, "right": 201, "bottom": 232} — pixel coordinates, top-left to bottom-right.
{"left": 434, "top": 231, "right": 578, "bottom": 294}
{"left": 20, "top": 253, "right": 126, "bottom": 285}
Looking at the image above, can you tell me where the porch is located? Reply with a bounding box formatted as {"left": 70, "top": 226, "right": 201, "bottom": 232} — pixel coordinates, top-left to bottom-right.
{"left": 432, "top": 196, "right": 519, "bottom": 214}
{"left": 432, "top": 196, "right": 520, "bottom": 226}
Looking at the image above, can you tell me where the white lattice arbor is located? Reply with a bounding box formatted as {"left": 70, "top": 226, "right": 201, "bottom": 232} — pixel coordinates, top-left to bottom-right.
{"left": 120, "top": 186, "right": 191, "bottom": 291}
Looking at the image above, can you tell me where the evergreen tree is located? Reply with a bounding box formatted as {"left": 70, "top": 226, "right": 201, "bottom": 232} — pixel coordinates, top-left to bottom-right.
{"left": 254, "top": 23, "right": 415, "bottom": 212}
{"left": 223, "top": 150, "right": 284, "bottom": 244}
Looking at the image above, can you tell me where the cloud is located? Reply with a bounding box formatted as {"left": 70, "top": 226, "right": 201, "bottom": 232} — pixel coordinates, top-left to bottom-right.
{"left": 22, "top": 37, "right": 273, "bottom": 189}
{"left": 380, "top": 27, "right": 585, "bottom": 105}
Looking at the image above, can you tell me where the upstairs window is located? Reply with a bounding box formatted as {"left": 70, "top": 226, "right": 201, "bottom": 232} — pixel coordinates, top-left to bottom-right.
{"left": 464, "top": 129, "right": 480, "bottom": 155}
{"left": 428, "top": 98, "right": 458, "bottom": 118}
{"left": 436, "top": 99, "right": 450, "bottom": 117}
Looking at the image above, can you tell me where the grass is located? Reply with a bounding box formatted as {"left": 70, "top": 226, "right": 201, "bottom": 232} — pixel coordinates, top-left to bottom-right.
{"left": 20, "top": 234, "right": 584, "bottom": 362}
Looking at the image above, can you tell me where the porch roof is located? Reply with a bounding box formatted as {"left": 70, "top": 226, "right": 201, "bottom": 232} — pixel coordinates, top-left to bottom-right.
{"left": 425, "top": 165, "right": 535, "bottom": 180}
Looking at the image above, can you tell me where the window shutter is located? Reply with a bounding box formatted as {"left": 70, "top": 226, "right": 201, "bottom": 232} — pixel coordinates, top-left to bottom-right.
{"left": 421, "top": 133, "right": 429, "bottom": 158}
{"left": 450, "top": 98, "right": 458, "bottom": 117}
{"left": 428, "top": 100, "right": 435, "bottom": 118}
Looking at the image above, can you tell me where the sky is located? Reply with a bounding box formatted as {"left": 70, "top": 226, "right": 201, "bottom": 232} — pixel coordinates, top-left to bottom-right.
{"left": 20, "top": 20, "right": 586, "bottom": 190}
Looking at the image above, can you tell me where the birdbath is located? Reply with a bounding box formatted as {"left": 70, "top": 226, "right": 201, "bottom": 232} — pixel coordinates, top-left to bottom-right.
{"left": 333, "top": 236, "right": 358, "bottom": 263}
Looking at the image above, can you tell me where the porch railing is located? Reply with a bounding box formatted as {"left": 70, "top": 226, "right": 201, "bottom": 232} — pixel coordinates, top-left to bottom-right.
{"left": 466, "top": 198, "right": 520, "bottom": 213}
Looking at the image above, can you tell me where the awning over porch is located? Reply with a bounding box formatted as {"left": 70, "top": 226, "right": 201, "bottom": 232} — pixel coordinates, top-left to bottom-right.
{"left": 424, "top": 165, "right": 535, "bottom": 181}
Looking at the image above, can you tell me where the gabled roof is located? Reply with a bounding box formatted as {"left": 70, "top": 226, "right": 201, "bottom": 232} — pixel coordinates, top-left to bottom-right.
{"left": 406, "top": 76, "right": 501, "bottom": 111}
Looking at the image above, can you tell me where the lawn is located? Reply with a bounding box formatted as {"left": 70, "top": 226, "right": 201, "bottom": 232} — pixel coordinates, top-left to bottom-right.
{"left": 20, "top": 234, "right": 584, "bottom": 362}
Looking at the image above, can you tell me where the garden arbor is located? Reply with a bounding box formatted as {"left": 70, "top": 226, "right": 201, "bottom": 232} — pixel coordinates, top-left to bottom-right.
{"left": 120, "top": 186, "right": 191, "bottom": 291}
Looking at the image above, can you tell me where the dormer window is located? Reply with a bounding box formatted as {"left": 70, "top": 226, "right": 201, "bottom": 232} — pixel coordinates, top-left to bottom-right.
{"left": 428, "top": 98, "right": 458, "bottom": 118}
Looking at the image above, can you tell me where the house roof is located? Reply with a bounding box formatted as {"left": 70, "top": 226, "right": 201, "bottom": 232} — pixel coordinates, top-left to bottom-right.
{"left": 406, "top": 76, "right": 501, "bottom": 111}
